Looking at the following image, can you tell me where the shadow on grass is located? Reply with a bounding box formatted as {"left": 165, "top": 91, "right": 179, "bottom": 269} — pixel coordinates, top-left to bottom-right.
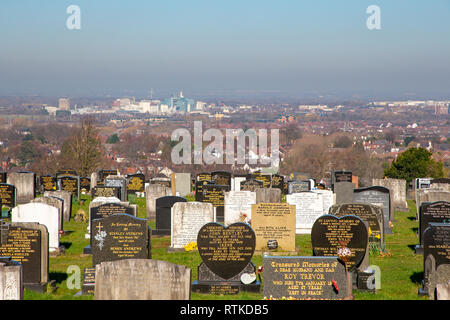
{"left": 410, "top": 271, "right": 424, "bottom": 284}
{"left": 407, "top": 216, "right": 417, "bottom": 221}
{"left": 60, "top": 242, "right": 72, "bottom": 250}
{"left": 50, "top": 271, "right": 68, "bottom": 284}
{"left": 407, "top": 244, "right": 419, "bottom": 252}
{"left": 411, "top": 227, "right": 418, "bottom": 233}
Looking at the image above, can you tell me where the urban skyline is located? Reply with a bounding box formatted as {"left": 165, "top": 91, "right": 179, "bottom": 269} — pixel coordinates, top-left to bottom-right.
{"left": 0, "top": 1, "right": 450, "bottom": 99}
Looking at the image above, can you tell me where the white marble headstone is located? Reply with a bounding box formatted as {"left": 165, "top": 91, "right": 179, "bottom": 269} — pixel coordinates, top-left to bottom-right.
{"left": 12, "top": 203, "right": 59, "bottom": 252}
{"left": 224, "top": 191, "right": 256, "bottom": 226}
{"left": 170, "top": 202, "right": 214, "bottom": 249}
{"left": 287, "top": 192, "right": 324, "bottom": 234}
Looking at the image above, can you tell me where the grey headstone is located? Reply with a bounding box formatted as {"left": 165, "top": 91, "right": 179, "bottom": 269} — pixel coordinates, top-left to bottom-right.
{"left": 255, "top": 188, "right": 281, "bottom": 203}
{"left": 334, "top": 182, "right": 354, "bottom": 205}
{"left": 94, "top": 259, "right": 191, "bottom": 300}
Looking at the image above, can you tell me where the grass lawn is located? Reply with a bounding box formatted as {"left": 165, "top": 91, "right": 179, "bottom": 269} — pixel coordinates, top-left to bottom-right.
{"left": 22, "top": 196, "right": 428, "bottom": 300}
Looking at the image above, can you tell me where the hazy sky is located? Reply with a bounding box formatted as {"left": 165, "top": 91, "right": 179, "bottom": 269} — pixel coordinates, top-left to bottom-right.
{"left": 0, "top": 0, "right": 449, "bottom": 99}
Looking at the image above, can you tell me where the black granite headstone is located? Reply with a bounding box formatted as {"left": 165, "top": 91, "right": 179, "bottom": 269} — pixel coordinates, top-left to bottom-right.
{"left": 127, "top": 174, "right": 145, "bottom": 193}
{"left": 192, "top": 222, "right": 260, "bottom": 294}
{"left": 91, "top": 214, "right": 151, "bottom": 266}
{"left": 263, "top": 256, "right": 347, "bottom": 300}
{"left": 80, "top": 177, "right": 91, "bottom": 193}
{"left": 202, "top": 184, "right": 229, "bottom": 223}
{"left": 0, "top": 184, "right": 16, "bottom": 208}
{"left": 420, "top": 223, "right": 450, "bottom": 296}
{"left": 211, "top": 171, "right": 232, "bottom": 188}
{"left": 91, "top": 186, "right": 121, "bottom": 199}
{"left": 311, "top": 215, "right": 368, "bottom": 272}
{"left": 353, "top": 186, "right": 392, "bottom": 234}
{"left": 58, "top": 175, "right": 80, "bottom": 199}
{"left": 240, "top": 178, "right": 263, "bottom": 192}
{"left": 153, "top": 196, "right": 187, "bottom": 236}
{"left": 40, "top": 175, "right": 57, "bottom": 192}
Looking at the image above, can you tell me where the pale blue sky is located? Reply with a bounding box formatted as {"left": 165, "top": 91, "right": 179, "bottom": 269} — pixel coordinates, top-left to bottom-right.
{"left": 0, "top": 1, "right": 449, "bottom": 99}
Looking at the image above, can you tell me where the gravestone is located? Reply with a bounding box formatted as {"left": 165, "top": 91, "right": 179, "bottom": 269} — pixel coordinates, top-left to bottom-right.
{"left": 40, "top": 175, "right": 57, "bottom": 192}
{"left": 255, "top": 188, "right": 281, "bottom": 203}
{"left": 252, "top": 172, "right": 271, "bottom": 188}
{"left": 80, "top": 177, "right": 91, "bottom": 194}
{"left": 271, "top": 174, "right": 284, "bottom": 191}
{"left": 251, "top": 203, "right": 296, "bottom": 252}
{"left": 31, "top": 196, "right": 64, "bottom": 232}
{"left": 290, "top": 172, "right": 310, "bottom": 181}
{"left": 90, "top": 172, "right": 98, "bottom": 190}
{"left": 0, "top": 184, "right": 16, "bottom": 208}
{"left": 288, "top": 180, "right": 311, "bottom": 194}
{"left": 195, "top": 181, "right": 209, "bottom": 202}
{"left": 197, "top": 172, "right": 212, "bottom": 183}
{"left": 44, "top": 191, "right": 72, "bottom": 222}
{"left": 0, "top": 257, "right": 22, "bottom": 300}
{"left": 224, "top": 191, "right": 256, "bottom": 226}
{"left": 202, "top": 184, "right": 229, "bottom": 223}
{"left": 263, "top": 256, "right": 347, "bottom": 300}
{"left": 11, "top": 203, "right": 61, "bottom": 253}
{"left": 146, "top": 184, "right": 172, "bottom": 220}
{"left": 287, "top": 192, "right": 324, "bottom": 234}
{"left": 415, "top": 190, "right": 450, "bottom": 221}
{"left": 98, "top": 169, "right": 118, "bottom": 185}
{"left": 91, "top": 186, "right": 121, "bottom": 200}
{"left": 175, "top": 173, "right": 191, "bottom": 197}
{"left": 329, "top": 203, "right": 383, "bottom": 247}
{"left": 311, "top": 215, "right": 368, "bottom": 272}
{"left": 105, "top": 176, "right": 127, "bottom": 202}
{"left": 0, "top": 172, "right": 6, "bottom": 184}
{"left": 334, "top": 182, "right": 354, "bottom": 205}
{"left": 415, "top": 201, "right": 450, "bottom": 255}
{"left": 373, "top": 178, "right": 408, "bottom": 211}
{"left": 431, "top": 178, "right": 450, "bottom": 192}
{"left": 94, "top": 259, "right": 191, "bottom": 300}
{"left": 126, "top": 174, "right": 145, "bottom": 193}
{"left": 429, "top": 265, "right": 450, "bottom": 300}
{"left": 240, "top": 178, "right": 264, "bottom": 192}
{"left": 233, "top": 175, "right": 247, "bottom": 192}
{"left": 153, "top": 196, "right": 187, "bottom": 236}
{"left": 57, "top": 175, "right": 80, "bottom": 200}
{"left": 419, "top": 223, "right": 450, "bottom": 297}
{"left": 313, "top": 189, "right": 335, "bottom": 215}
{"left": 211, "top": 171, "right": 232, "bottom": 188}
{"left": 169, "top": 202, "right": 214, "bottom": 251}
{"left": 7, "top": 172, "right": 35, "bottom": 204}
{"left": 151, "top": 176, "right": 171, "bottom": 188}
{"left": 91, "top": 214, "right": 151, "bottom": 266}
{"left": 57, "top": 169, "right": 78, "bottom": 177}
{"left": 353, "top": 186, "right": 392, "bottom": 234}
{"left": 332, "top": 170, "right": 353, "bottom": 190}
{"left": 0, "top": 222, "right": 49, "bottom": 292}
{"left": 192, "top": 222, "right": 260, "bottom": 294}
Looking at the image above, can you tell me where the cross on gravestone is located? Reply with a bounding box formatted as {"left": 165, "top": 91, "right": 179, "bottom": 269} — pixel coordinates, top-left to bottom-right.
{"left": 91, "top": 214, "right": 151, "bottom": 267}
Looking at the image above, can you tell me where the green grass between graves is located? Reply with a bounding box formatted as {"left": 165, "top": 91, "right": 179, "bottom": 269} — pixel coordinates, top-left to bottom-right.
{"left": 21, "top": 197, "right": 428, "bottom": 300}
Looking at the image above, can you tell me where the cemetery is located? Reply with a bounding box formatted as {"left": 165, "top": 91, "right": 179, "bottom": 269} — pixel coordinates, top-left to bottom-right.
{"left": 0, "top": 170, "right": 448, "bottom": 300}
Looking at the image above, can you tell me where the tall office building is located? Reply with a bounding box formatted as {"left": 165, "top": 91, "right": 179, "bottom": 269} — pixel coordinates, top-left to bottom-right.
{"left": 58, "top": 98, "right": 70, "bottom": 110}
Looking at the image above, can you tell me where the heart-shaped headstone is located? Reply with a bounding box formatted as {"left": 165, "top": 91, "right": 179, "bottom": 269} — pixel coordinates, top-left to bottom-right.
{"left": 197, "top": 222, "right": 256, "bottom": 280}
{"left": 311, "top": 215, "right": 368, "bottom": 271}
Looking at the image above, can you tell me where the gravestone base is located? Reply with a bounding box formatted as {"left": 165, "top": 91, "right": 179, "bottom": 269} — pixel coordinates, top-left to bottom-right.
{"left": 192, "top": 280, "right": 261, "bottom": 295}
{"left": 152, "top": 229, "right": 170, "bottom": 236}
{"left": 414, "top": 245, "right": 423, "bottom": 255}
{"left": 356, "top": 270, "right": 376, "bottom": 292}
{"left": 257, "top": 249, "right": 299, "bottom": 256}
{"left": 83, "top": 245, "right": 92, "bottom": 255}
{"left": 24, "top": 280, "right": 55, "bottom": 293}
